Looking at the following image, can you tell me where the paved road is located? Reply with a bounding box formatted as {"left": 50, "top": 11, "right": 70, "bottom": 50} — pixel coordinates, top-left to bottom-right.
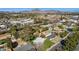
{"left": 75, "top": 44, "right": 79, "bottom": 51}
{"left": 74, "top": 41, "right": 79, "bottom": 51}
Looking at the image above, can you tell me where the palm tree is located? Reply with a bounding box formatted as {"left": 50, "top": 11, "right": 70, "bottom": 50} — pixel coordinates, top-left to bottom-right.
{"left": 9, "top": 25, "right": 19, "bottom": 39}
{"left": 6, "top": 38, "right": 14, "bottom": 51}
{"left": 7, "top": 26, "right": 18, "bottom": 51}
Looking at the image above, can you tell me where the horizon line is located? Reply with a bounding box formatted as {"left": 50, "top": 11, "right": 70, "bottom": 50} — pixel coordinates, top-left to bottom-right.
{"left": 0, "top": 8, "right": 79, "bottom": 12}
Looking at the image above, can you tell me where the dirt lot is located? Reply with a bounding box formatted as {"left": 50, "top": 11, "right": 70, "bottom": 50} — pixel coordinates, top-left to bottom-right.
{"left": 0, "top": 33, "right": 11, "bottom": 40}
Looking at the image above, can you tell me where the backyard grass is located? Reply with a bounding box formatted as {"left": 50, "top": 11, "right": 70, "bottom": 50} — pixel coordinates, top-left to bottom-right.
{"left": 0, "top": 40, "right": 6, "bottom": 45}
{"left": 41, "top": 39, "right": 54, "bottom": 50}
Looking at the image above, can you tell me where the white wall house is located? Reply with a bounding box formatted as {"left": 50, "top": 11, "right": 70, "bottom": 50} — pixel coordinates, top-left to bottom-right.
{"left": 10, "top": 19, "right": 34, "bottom": 25}
{"left": 0, "top": 25, "right": 6, "bottom": 28}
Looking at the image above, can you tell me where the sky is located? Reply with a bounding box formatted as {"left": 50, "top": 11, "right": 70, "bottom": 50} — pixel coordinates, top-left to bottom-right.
{"left": 0, "top": 8, "right": 79, "bottom": 12}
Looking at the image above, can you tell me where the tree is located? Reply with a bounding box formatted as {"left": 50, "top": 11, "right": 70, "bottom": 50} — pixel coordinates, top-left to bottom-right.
{"left": 60, "top": 31, "right": 68, "bottom": 38}
{"left": 61, "top": 32, "right": 79, "bottom": 51}
{"left": 6, "top": 38, "right": 14, "bottom": 51}
{"left": 72, "top": 26, "right": 79, "bottom": 32}
{"left": 9, "top": 25, "right": 19, "bottom": 39}
{"left": 19, "top": 26, "right": 37, "bottom": 51}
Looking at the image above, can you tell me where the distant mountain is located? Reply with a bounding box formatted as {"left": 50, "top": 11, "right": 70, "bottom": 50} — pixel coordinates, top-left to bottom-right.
{"left": 0, "top": 9, "right": 79, "bottom": 15}
{"left": 19, "top": 10, "right": 64, "bottom": 13}
{"left": 19, "top": 10, "right": 79, "bottom": 15}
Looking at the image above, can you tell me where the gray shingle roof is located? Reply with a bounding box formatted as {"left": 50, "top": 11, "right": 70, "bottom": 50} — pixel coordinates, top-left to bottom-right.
{"left": 15, "top": 43, "right": 35, "bottom": 51}
{"left": 47, "top": 32, "right": 56, "bottom": 39}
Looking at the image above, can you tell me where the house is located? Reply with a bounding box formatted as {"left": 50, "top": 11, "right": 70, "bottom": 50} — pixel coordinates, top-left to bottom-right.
{"left": 0, "top": 42, "right": 7, "bottom": 51}
{"left": 46, "top": 32, "right": 56, "bottom": 40}
{"left": 15, "top": 43, "right": 35, "bottom": 51}
{"left": 10, "top": 20, "right": 21, "bottom": 25}
{"left": 0, "top": 25, "right": 6, "bottom": 28}
{"left": 70, "top": 19, "right": 78, "bottom": 23}
{"left": 66, "top": 26, "right": 73, "bottom": 32}
{"left": 33, "top": 37, "right": 45, "bottom": 47}
{"left": 60, "top": 19, "right": 66, "bottom": 23}
{"left": 41, "top": 24, "right": 52, "bottom": 28}
{"left": 20, "top": 19, "right": 34, "bottom": 25}
{"left": 71, "top": 16, "right": 79, "bottom": 20}
{"left": 0, "top": 48, "right": 6, "bottom": 51}
{"left": 10, "top": 18, "right": 34, "bottom": 25}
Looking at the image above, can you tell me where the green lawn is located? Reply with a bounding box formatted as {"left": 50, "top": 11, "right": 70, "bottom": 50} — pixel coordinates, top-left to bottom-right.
{"left": 41, "top": 39, "right": 54, "bottom": 50}
{"left": 58, "top": 25, "right": 64, "bottom": 29}
{"left": 0, "top": 40, "right": 6, "bottom": 45}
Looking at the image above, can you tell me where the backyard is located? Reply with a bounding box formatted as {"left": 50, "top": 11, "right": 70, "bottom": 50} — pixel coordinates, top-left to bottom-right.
{"left": 40, "top": 39, "right": 54, "bottom": 51}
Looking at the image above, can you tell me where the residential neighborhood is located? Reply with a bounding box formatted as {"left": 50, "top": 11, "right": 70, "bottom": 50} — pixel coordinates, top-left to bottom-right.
{"left": 0, "top": 8, "right": 79, "bottom": 51}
